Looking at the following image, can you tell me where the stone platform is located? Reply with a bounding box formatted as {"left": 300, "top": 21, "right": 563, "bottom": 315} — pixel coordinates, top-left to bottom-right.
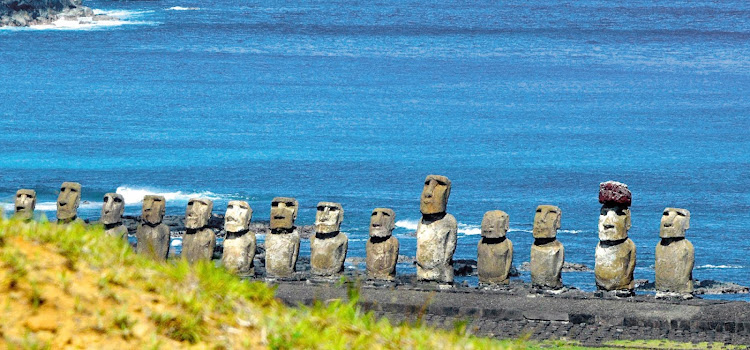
{"left": 272, "top": 281, "right": 750, "bottom": 346}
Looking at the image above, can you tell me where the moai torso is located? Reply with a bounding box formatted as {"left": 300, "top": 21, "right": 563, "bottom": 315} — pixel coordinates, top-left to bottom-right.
{"left": 595, "top": 239, "right": 636, "bottom": 291}
{"left": 595, "top": 181, "right": 636, "bottom": 292}
{"left": 366, "top": 208, "right": 399, "bottom": 280}
{"left": 56, "top": 182, "right": 82, "bottom": 224}
{"left": 221, "top": 201, "right": 256, "bottom": 277}
{"left": 14, "top": 189, "right": 36, "bottom": 221}
{"left": 265, "top": 197, "right": 300, "bottom": 278}
{"left": 182, "top": 198, "right": 216, "bottom": 264}
{"left": 530, "top": 206, "right": 564, "bottom": 289}
{"left": 416, "top": 175, "right": 457, "bottom": 283}
{"left": 102, "top": 193, "right": 127, "bottom": 240}
{"left": 310, "top": 202, "right": 348, "bottom": 276}
{"left": 136, "top": 195, "right": 169, "bottom": 261}
{"left": 477, "top": 210, "right": 513, "bottom": 285}
{"left": 654, "top": 208, "right": 694, "bottom": 294}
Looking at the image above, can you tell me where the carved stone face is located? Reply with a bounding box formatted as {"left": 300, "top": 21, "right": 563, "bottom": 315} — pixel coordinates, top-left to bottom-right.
{"left": 185, "top": 198, "right": 213, "bottom": 229}
{"left": 315, "top": 201, "right": 344, "bottom": 234}
{"left": 370, "top": 208, "right": 395, "bottom": 238}
{"left": 532, "top": 205, "right": 561, "bottom": 239}
{"left": 660, "top": 207, "right": 690, "bottom": 238}
{"left": 101, "top": 193, "right": 125, "bottom": 225}
{"left": 56, "top": 182, "right": 81, "bottom": 221}
{"left": 598, "top": 205, "right": 631, "bottom": 241}
{"left": 142, "top": 195, "right": 166, "bottom": 225}
{"left": 14, "top": 189, "right": 36, "bottom": 219}
{"left": 481, "top": 210, "right": 509, "bottom": 238}
{"left": 225, "top": 200, "right": 252, "bottom": 232}
{"left": 270, "top": 197, "right": 298, "bottom": 230}
{"left": 420, "top": 175, "right": 451, "bottom": 215}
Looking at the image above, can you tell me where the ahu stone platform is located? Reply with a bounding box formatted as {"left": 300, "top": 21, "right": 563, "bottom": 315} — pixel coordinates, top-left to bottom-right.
{"left": 272, "top": 281, "right": 750, "bottom": 346}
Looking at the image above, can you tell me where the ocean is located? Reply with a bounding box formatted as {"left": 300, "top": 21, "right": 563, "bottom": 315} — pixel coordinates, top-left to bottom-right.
{"left": 1, "top": 0, "right": 748, "bottom": 299}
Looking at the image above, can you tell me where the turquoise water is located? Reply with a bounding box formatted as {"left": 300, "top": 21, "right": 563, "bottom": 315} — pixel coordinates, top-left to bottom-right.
{"left": 1, "top": 0, "right": 748, "bottom": 298}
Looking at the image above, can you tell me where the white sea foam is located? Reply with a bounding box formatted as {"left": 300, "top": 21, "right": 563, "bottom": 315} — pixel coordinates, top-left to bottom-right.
{"left": 396, "top": 219, "right": 530, "bottom": 236}
{"left": 166, "top": 6, "right": 201, "bottom": 11}
{"left": 695, "top": 264, "right": 744, "bottom": 270}
{"left": 116, "top": 186, "right": 221, "bottom": 205}
{"left": 0, "top": 9, "right": 157, "bottom": 31}
{"left": 395, "top": 219, "right": 418, "bottom": 231}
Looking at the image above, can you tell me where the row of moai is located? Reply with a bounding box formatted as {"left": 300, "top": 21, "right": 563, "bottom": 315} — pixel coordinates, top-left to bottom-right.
{"left": 11, "top": 178, "right": 695, "bottom": 297}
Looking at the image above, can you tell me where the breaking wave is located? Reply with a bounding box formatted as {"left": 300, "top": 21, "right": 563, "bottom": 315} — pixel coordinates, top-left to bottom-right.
{"left": 395, "top": 219, "right": 533, "bottom": 236}
{"left": 115, "top": 186, "right": 221, "bottom": 205}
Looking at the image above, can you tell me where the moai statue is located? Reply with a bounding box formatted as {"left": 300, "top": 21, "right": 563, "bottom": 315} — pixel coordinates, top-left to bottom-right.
{"left": 221, "top": 200, "right": 256, "bottom": 277}
{"left": 477, "top": 210, "right": 513, "bottom": 285}
{"left": 265, "top": 197, "right": 301, "bottom": 278}
{"left": 310, "top": 202, "right": 348, "bottom": 277}
{"left": 595, "top": 181, "right": 636, "bottom": 294}
{"left": 56, "top": 182, "right": 82, "bottom": 224}
{"left": 101, "top": 193, "right": 127, "bottom": 239}
{"left": 14, "top": 189, "right": 36, "bottom": 221}
{"left": 136, "top": 195, "right": 170, "bottom": 261}
{"left": 182, "top": 198, "right": 216, "bottom": 264}
{"left": 530, "top": 205, "right": 564, "bottom": 289}
{"left": 655, "top": 208, "right": 694, "bottom": 298}
{"left": 366, "top": 208, "right": 399, "bottom": 281}
{"left": 415, "top": 175, "right": 457, "bottom": 283}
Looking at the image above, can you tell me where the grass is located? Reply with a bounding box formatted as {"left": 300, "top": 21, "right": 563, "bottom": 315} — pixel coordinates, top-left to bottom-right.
{"left": 0, "top": 216, "right": 742, "bottom": 349}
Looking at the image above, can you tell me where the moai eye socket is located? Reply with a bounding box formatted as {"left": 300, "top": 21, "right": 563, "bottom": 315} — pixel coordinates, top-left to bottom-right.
{"left": 60, "top": 187, "right": 65, "bottom": 192}
{"left": 114, "top": 197, "right": 122, "bottom": 203}
{"left": 70, "top": 188, "right": 77, "bottom": 193}
{"left": 286, "top": 202, "right": 295, "bottom": 207}
{"left": 677, "top": 211, "right": 686, "bottom": 217}
{"left": 663, "top": 211, "right": 669, "bottom": 216}
{"left": 272, "top": 201, "right": 280, "bottom": 207}
{"left": 228, "top": 204, "right": 234, "bottom": 209}
{"left": 383, "top": 212, "right": 391, "bottom": 217}
{"left": 317, "top": 206, "right": 325, "bottom": 211}
{"left": 17, "top": 194, "right": 22, "bottom": 199}
{"left": 103, "top": 196, "right": 108, "bottom": 202}
{"left": 240, "top": 204, "right": 249, "bottom": 210}
{"left": 153, "top": 198, "right": 162, "bottom": 202}
{"left": 537, "top": 208, "right": 543, "bottom": 213}
{"left": 371, "top": 212, "right": 377, "bottom": 217}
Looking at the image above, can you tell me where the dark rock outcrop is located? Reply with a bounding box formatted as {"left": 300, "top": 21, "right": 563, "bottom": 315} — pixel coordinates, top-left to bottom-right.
{"left": 0, "top": 0, "right": 109, "bottom": 27}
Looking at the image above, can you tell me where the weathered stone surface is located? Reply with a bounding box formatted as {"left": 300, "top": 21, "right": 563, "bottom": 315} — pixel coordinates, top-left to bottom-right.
{"left": 182, "top": 198, "right": 215, "bottom": 263}
{"left": 420, "top": 175, "right": 451, "bottom": 215}
{"left": 222, "top": 200, "right": 255, "bottom": 276}
{"left": 366, "top": 208, "right": 398, "bottom": 280}
{"left": 478, "top": 237, "right": 513, "bottom": 284}
{"left": 532, "top": 205, "right": 561, "bottom": 239}
{"left": 136, "top": 195, "right": 169, "bottom": 261}
{"left": 481, "top": 210, "right": 509, "bottom": 239}
{"left": 141, "top": 195, "right": 165, "bottom": 226}
{"left": 310, "top": 202, "right": 347, "bottom": 276}
{"left": 595, "top": 238, "right": 636, "bottom": 291}
{"left": 531, "top": 240, "right": 564, "bottom": 289}
{"left": 56, "top": 181, "right": 81, "bottom": 223}
{"left": 265, "top": 229, "right": 300, "bottom": 277}
{"left": 100, "top": 192, "right": 126, "bottom": 239}
{"left": 598, "top": 180, "right": 632, "bottom": 206}
{"left": 416, "top": 214, "right": 457, "bottom": 283}
{"left": 655, "top": 207, "right": 694, "bottom": 295}
{"left": 270, "top": 197, "right": 298, "bottom": 231}
{"left": 13, "top": 188, "right": 35, "bottom": 220}
{"left": 598, "top": 205, "right": 631, "bottom": 241}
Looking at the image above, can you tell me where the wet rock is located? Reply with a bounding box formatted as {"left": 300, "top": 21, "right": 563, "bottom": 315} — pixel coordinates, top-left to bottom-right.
{"left": 636, "top": 280, "right": 749, "bottom": 295}
{"left": 518, "top": 261, "right": 591, "bottom": 272}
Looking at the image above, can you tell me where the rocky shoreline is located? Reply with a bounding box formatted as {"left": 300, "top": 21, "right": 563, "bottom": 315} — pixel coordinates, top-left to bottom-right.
{"left": 0, "top": 0, "right": 114, "bottom": 27}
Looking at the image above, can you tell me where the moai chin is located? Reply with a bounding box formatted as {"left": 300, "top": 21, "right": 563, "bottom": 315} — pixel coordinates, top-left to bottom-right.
{"left": 310, "top": 202, "right": 348, "bottom": 276}
{"left": 182, "top": 198, "right": 216, "bottom": 264}
{"left": 655, "top": 208, "right": 694, "bottom": 297}
{"left": 477, "top": 210, "right": 513, "bottom": 285}
{"left": 595, "top": 181, "right": 636, "bottom": 293}
{"left": 136, "top": 195, "right": 170, "bottom": 261}
{"left": 530, "top": 205, "right": 564, "bottom": 289}
{"left": 416, "top": 175, "right": 457, "bottom": 283}
{"left": 265, "top": 197, "right": 300, "bottom": 278}
{"left": 56, "top": 182, "right": 81, "bottom": 223}
{"left": 366, "top": 208, "right": 399, "bottom": 281}
{"left": 14, "top": 189, "right": 36, "bottom": 221}
{"left": 222, "top": 200, "right": 256, "bottom": 277}
{"left": 101, "top": 193, "right": 127, "bottom": 240}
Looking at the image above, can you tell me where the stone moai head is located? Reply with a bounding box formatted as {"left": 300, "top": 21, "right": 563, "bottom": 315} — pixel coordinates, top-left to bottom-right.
{"left": 225, "top": 200, "right": 252, "bottom": 233}
{"left": 315, "top": 201, "right": 344, "bottom": 234}
{"left": 101, "top": 193, "right": 125, "bottom": 225}
{"left": 598, "top": 181, "right": 632, "bottom": 241}
{"left": 270, "top": 197, "right": 298, "bottom": 230}
{"left": 481, "top": 210, "right": 509, "bottom": 239}
{"left": 532, "top": 205, "right": 561, "bottom": 239}
{"left": 369, "top": 208, "right": 395, "bottom": 238}
{"left": 14, "top": 189, "right": 36, "bottom": 219}
{"left": 420, "top": 175, "right": 451, "bottom": 215}
{"left": 660, "top": 207, "right": 690, "bottom": 238}
{"left": 142, "top": 195, "right": 166, "bottom": 225}
{"left": 185, "top": 198, "right": 213, "bottom": 230}
{"left": 56, "top": 182, "right": 81, "bottom": 221}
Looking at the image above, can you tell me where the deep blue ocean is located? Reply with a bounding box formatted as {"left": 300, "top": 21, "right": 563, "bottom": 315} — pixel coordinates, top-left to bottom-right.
{"left": 1, "top": 0, "right": 748, "bottom": 300}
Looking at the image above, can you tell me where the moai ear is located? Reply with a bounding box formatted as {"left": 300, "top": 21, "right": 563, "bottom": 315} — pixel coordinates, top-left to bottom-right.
{"left": 625, "top": 209, "right": 632, "bottom": 230}
{"left": 554, "top": 211, "right": 562, "bottom": 230}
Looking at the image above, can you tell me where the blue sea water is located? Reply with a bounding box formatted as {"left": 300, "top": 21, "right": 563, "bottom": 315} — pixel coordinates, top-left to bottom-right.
{"left": 0, "top": 0, "right": 748, "bottom": 299}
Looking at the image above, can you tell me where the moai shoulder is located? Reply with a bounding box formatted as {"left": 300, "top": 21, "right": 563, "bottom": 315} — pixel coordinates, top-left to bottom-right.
{"left": 477, "top": 210, "right": 513, "bottom": 285}
{"left": 366, "top": 208, "right": 399, "bottom": 281}
{"left": 530, "top": 205, "right": 564, "bottom": 289}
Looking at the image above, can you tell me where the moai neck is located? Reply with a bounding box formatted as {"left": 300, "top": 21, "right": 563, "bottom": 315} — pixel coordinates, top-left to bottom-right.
{"left": 104, "top": 222, "right": 123, "bottom": 230}
{"left": 533, "top": 237, "right": 556, "bottom": 246}
{"left": 226, "top": 229, "right": 250, "bottom": 238}
{"left": 659, "top": 237, "right": 685, "bottom": 246}
{"left": 271, "top": 227, "right": 295, "bottom": 235}
{"left": 369, "top": 235, "right": 391, "bottom": 244}
{"left": 315, "top": 231, "right": 340, "bottom": 240}
{"left": 422, "top": 212, "right": 446, "bottom": 223}
{"left": 482, "top": 236, "right": 507, "bottom": 244}
{"left": 599, "top": 237, "right": 628, "bottom": 246}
